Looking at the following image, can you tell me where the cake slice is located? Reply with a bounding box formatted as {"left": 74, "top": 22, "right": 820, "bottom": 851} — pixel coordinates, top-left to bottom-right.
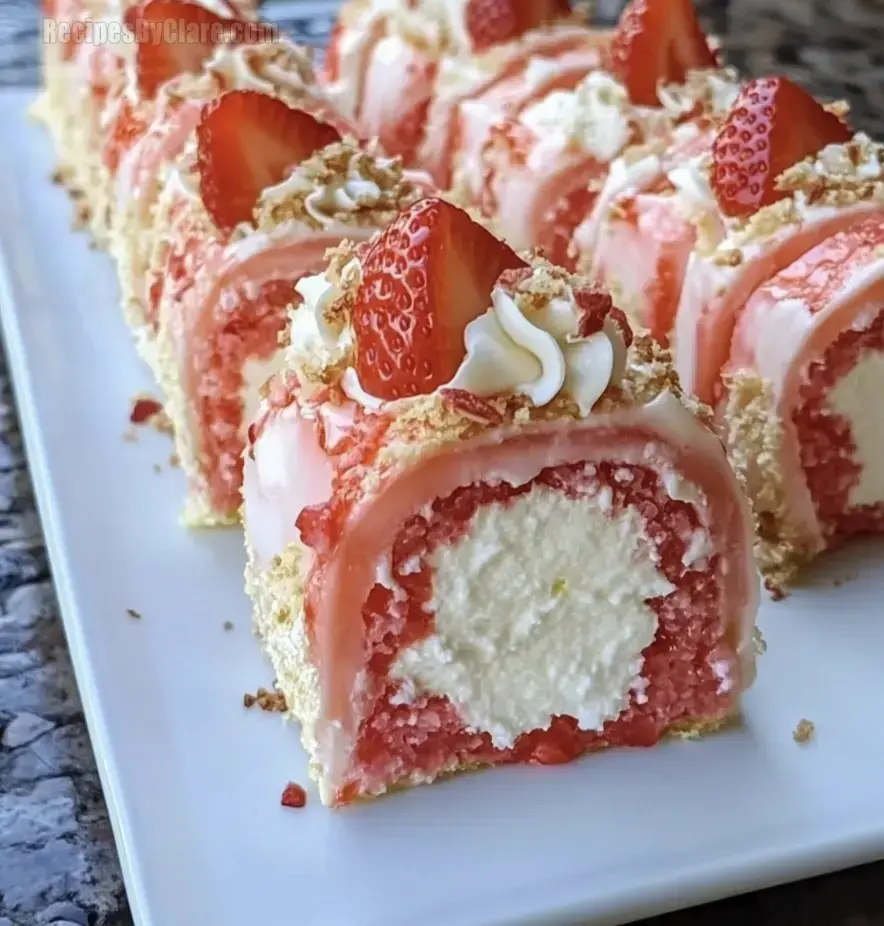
{"left": 107, "top": 29, "right": 342, "bottom": 359}
{"left": 36, "top": 0, "right": 258, "bottom": 246}
{"left": 716, "top": 139, "right": 884, "bottom": 593}
{"left": 242, "top": 197, "right": 759, "bottom": 806}
{"left": 321, "top": 0, "right": 579, "bottom": 166}
{"left": 420, "top": 23, "right": 609, "bottom": 191}
{"left": 673, "top": 77, "right": 857, "bottom": 405}
{"left": 573, "top": 68, "right": 741, "bottom": 343}
{"left": 470, "top": 0, "right": 722, "bottom": 270}
{"left": 149, "top": 91, "right": 430, "bottom": 525}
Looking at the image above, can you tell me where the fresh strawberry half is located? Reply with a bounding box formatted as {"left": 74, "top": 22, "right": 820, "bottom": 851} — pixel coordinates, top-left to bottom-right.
{"left": 134, "top": 0, "right": 245, "bottom": 100}
{"left": 352, "top": 198, "right": 528, "bottom": 401}
{"left": 197, "top": 90, "right": 342, "bottom": 235}
{"left": 464, "top": 0, "right": 572, "bottom": 54}
{"left": 711, "top": 76, "right": 853, "bottom": 218}
{"left": 611, "top": 0, "right": 717, "bottom": 106}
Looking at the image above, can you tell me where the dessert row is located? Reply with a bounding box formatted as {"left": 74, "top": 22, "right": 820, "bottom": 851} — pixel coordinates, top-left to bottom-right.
{"left": 33, "top": 0, "right": 879, "bottom": 805}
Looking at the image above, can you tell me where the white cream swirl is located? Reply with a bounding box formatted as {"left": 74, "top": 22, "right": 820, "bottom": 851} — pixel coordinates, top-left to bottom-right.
{"left": 520, "top": 72, "right": 634, "bottom": 165}
{"left": 205, "top": 41, "right": 314, "bottom": 96}
{"left": 449, "top": 288, "right": 625, "bottom": 415}
{"left": 260, "top": 156, "right": 395, "bottom": 227}
{"left": 290, "top": 268, "right": 626, "bottom": 416}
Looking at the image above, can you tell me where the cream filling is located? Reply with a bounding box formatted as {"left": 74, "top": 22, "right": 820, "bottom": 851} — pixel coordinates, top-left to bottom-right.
{"left": 827, "top": 346, "right": 884, "bottom": 507}
{"left": 389, "top": 483, "right": 675, "bottom": 749}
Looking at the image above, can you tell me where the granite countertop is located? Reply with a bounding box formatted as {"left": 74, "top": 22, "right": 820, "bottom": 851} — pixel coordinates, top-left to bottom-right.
{"left": 1, "top": 1, "right": 883, "bottom": 924}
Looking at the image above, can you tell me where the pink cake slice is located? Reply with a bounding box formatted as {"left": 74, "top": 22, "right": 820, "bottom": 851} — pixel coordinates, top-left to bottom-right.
{"left": 242, "top": 196, "right": 759, "bottom": 806}
{"left": 149, "top": 90, "right": 430, "bottom": 524}
{"left": 715, "top": 141, "right": 884, "bottom": 592}
{"left": 107, "top": 34, "right": 341, "bottom": 360}
{"left": 321, "top": 0, "right": 580, "bottom": 167}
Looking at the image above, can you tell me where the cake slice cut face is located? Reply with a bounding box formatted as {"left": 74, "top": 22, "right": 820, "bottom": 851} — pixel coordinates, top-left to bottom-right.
{"left": 243, "top": 198, "right": 759, "bottom": 805}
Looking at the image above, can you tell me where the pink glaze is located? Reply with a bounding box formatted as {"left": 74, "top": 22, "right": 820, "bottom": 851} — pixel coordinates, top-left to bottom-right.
{"left": 584, "top": 127, "right": 722, "bottom": 343}
{"left": 356, "top": 34, "right": 437, "bottom": 165}
{"left": 244, "top": 391, "right": 348, "bottom": 566}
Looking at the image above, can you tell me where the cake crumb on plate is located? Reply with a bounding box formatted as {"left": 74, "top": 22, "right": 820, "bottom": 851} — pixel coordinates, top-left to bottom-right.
{"left": 793, "top": 719, "right": 815, "bottom": 744}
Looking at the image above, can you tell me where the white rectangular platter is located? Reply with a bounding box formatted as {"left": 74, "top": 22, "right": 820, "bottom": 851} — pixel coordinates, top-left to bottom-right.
{"left": 3, "top": 87, "right": 884, "bottom": 926}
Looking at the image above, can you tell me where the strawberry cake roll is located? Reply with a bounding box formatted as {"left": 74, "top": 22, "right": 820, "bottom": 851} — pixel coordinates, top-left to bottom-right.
{"left": 674, "top": 78, "right": 859, "bottom": 407}
{"left": 715, "top": 135, "right": 884, "bottom": 593}
{"left": 574, "top": 68, "right": 742, "bottom": 343}
{"left": 418, "top": 21, "right": 610, "bottom": 191}
{"left": 150, "top": 91, "right": 429, "bottom": 525}
{"left": 321, "top": 0, "right": 580, "bottom": 168}
{"left": 37, "top": 0, "right": 258, "bottom": 245}
{"left": 243, "top": 197, "right": 759, "bottom": 805}
{"left": 471, "top": 0, "right": 721, "bottom": 271}
{"left": 109, "top": 34, "right": 337, "bottom": 355}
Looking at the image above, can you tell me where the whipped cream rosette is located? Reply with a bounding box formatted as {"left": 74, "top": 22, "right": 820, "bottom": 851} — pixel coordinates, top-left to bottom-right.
{"left": 242, "top": 196, "right": 759, "bottom": 805}
{"left": 147, "top": 90, "right": 430, "bottom": 525}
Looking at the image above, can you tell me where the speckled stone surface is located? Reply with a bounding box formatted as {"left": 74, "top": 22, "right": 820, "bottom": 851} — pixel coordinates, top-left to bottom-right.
{"left": 1, "top": 1, "right": 884, "bottom": 925}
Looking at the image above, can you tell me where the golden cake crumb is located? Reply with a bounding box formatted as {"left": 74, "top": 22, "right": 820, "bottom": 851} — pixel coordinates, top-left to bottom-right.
{"left": 793, "top": 719, "right": 815, "bottom": 744}
{"left": 722, "top": 371, "right": 818, "bottom": 593}
{"left": 243, "top": 686, "right": 288, "bottom": 713}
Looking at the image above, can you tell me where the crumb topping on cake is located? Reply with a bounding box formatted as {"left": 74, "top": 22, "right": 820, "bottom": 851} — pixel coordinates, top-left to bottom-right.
{"left": 256, "top": 140, "right": 423, "bottom": 231}
{"left": 520, "top": 71, "right": 673, "bottom": 165}
{"left": 713, "top": 133, "right": 884, "bottom": 255}
{"left": 657, "top": 67, "right": 742, "bottom": 121}
{"left": 722, "top": 370, "right": 819, "bottom": 594}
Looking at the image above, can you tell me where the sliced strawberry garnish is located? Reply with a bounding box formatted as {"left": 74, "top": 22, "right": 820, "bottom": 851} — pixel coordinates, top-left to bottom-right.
{"left": 464, "top": 0, "right": 572, "bottom": 54}
{"left": 134, "top": 0, "right": 244, "bottom": 100}
{"left": 352, "top": 198, "right": 528, "bottom": 401}
{"left": 197, "top": 90, "right": 342, "bottom": 235}
{"left": 610, "top": 0, "right": 717, "bottom": 106}
{"left": 711, "top": 76, "right": 853, "bottom": 219}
